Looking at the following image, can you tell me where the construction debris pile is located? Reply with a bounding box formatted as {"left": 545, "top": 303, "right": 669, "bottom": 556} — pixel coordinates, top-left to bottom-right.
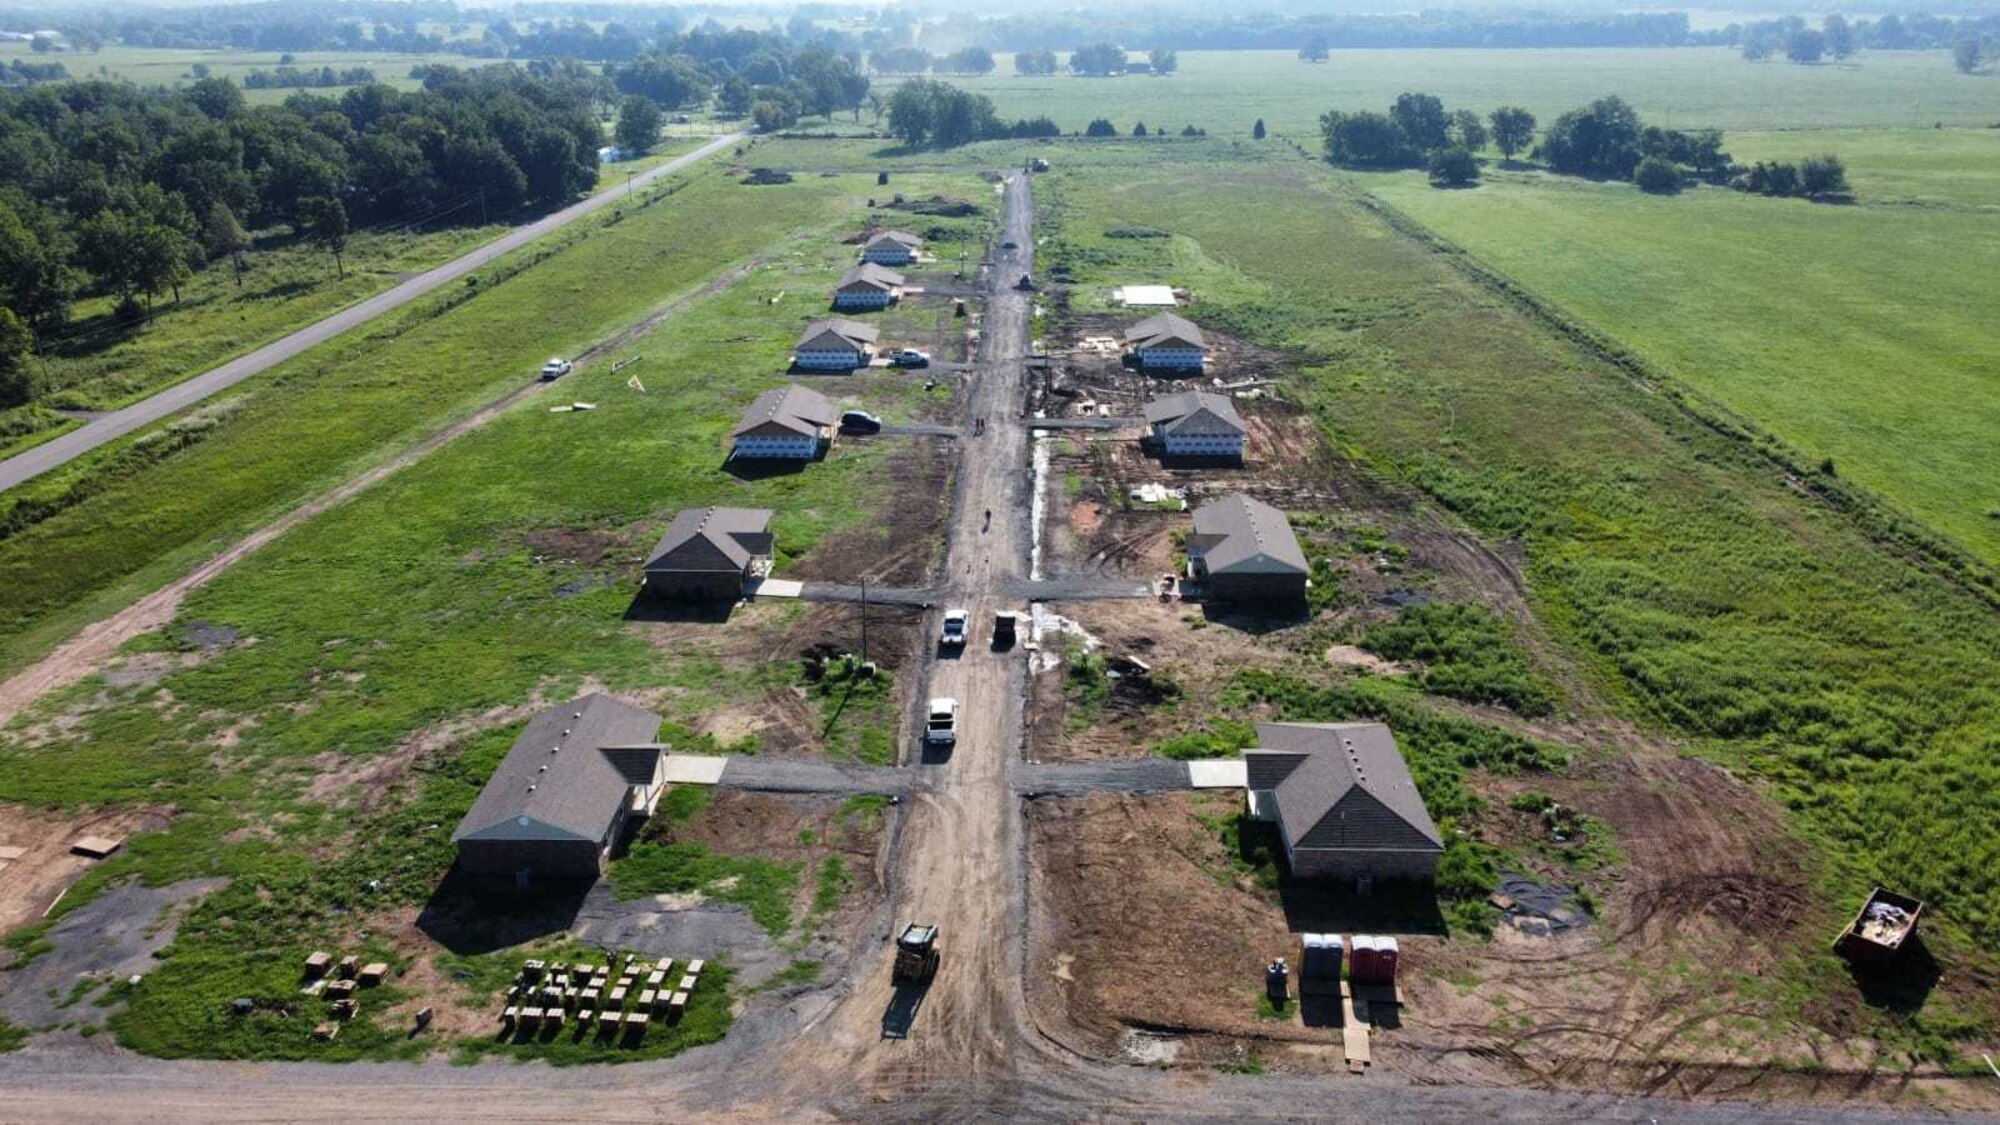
{"left": 499, "top": 953, "right": 705, "bottom": 1043}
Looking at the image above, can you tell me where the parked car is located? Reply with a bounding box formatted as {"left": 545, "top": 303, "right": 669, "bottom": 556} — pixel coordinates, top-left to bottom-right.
{"left": 539, "top": 357, "right": 573, "bottom": 380}
{"left": 1001, "top": 240, "right": 1019, "bottom": 251}
{"left": 839, "top": 410, "right": 883, "bottom": 434}
{"left": 891, "top": 348, "right": 931, "bottom": 368}
{"left": 939, "top": 608, "right": 968, "bottom": 647}
{"left": 925, "top": 698, "right": 958, "bottom": 745}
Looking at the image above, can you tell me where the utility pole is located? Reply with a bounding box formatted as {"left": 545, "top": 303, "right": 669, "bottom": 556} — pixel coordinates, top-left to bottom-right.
{"left": 860, "top": 579, "right": 869, "bottom": 666}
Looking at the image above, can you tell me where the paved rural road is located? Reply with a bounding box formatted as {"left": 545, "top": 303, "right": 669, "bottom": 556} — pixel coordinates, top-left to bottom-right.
{"left": 0, "top": 132, "right": 747, "bottom": 495}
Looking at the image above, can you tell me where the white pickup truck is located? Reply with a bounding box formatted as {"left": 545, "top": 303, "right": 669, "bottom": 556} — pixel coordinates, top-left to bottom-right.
{"left": 925, "top": 698, "right": 958, "bottom": 746}
{"left": 939, "top": 608, "right": 968, "bottom": 647}
{"left": 539, "top": 357, "right": 573, "bottom": 380}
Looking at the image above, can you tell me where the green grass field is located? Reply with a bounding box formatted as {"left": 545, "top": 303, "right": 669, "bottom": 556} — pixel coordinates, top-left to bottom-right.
{"left": 0, "top": 159, "right": 990, "bottom": 1058}
{"left": 1036, "top": 139, "right": 2000, "bottom": 1049}
{"left": 1367, "top": 155, "right": 2000, "bottom": 564}
{"left": 0, "top": 148, "right": 814, "bottom": 675}
{"left": 946, "top": 47, "right": 1998, "bottom": 139}
{"left": 0, "top": 43, "right": 480, "bottom": 95}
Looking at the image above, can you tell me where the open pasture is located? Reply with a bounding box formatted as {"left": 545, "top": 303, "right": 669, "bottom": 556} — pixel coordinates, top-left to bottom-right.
{"left": 951, "top": 47, "right": 1998, "bottom": 138}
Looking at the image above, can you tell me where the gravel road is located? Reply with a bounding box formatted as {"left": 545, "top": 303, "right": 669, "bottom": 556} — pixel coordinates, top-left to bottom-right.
{"left": 0, "top": 133, "right": 745, "bottom": 495}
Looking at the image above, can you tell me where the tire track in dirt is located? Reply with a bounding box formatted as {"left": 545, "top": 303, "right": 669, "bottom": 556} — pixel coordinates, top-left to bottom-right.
{"left": 0, "top": 248, "right": 792, "bottom": 729}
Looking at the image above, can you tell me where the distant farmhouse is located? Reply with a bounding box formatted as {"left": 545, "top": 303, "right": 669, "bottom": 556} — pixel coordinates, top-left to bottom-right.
{"left": 831, "top": 263, "right": 905, "bottom": 311}
{"left": 1186, "top": 493, "right": 1307, "bottom": 603}
{"left": 860, "top": 229, "right": 923, "bottom": 266}
{"left": 1143, "top": 390, "right": 1244, "bottom": 459}
{"left": 1243, "top": 721, "right": 1444, "bottom": 886}
{"left": 732, "top": 384, "right": 837, "bottom": 461}
{"left": 644, "top": 507, "right": 774, "bottom": 600}
{"left": 452, "top": 695, "right": 669, "bottom": 888}
{"left": 1124, "top": 312, "right": 1207, "bottom": 372}
{"left": 794, "top": 318, "right": 879, "bottom": 371}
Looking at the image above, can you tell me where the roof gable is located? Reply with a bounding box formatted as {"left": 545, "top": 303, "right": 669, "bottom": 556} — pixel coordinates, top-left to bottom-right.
{"left": 452, "top": 695, "right": 666, "bottom": 844}
{"left": 797, "top": 318, "right": 879, "bottom": 350}
{"left": 865, "top": 229, "right": 922, "bottom": 250}
{"left": 645, "top": 507, "right": 773, "bottom": 573}
{"left": 1191, "top": 494, "right": 1307, "bottom": 575}
{"left": 837, "top": 263, "right": 904, "bottom": 292}
{"left": 733, "top": 384, "right": 837, "bottom": 438}
{"left": 1255, "top": 722, "right": 1443, "bottom": 855}
{"left": 1124, "top": 312, "right": 1206, "bottom": 350}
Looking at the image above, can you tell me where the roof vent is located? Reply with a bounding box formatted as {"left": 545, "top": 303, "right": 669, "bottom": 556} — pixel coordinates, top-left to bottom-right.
{"left": 525, "top": 784, "right": 536, "bottom": 792}
{"left": 537, "top": 765, "right": 548, "bottom": 773}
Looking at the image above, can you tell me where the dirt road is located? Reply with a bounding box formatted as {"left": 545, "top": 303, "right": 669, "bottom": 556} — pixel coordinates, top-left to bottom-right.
{"left": 0, "top": 133, "right": 745, "bottom": 495}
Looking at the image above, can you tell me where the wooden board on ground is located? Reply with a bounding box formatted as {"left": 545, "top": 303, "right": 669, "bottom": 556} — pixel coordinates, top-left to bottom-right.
{"left": 70, "top": 835, "right": 123, "bottom": 858}
{"left": 0, "top": 846, "right": 25, "bottom": 860}
{"left": 1342, "top": 997, "right": 1371, "bottom": 1068}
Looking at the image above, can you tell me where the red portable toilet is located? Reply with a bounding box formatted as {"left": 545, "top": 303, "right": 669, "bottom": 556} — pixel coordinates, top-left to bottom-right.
{"left": 1350, "top": 935, "right": 1377, "bottom": 983}
{"left": 1375, "top": 936, "right": 1400, "bottom": 985}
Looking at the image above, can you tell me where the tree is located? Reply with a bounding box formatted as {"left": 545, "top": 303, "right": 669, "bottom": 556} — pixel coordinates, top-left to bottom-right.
{"left": 884, "top": 79, "right": 1000, "bottom": 149}
{"left": 0, "top": 307, "right": 32, "bottom": 409}
{"left": 1320, "top": 110, "right": 1415, "bottom": 167}
{"left": 1069, "top": 43, "right": 1127, "bottom": 77}
{"left": 1823, "top": 14, "right": 1856, "bottom": 59}
{"left": 1488, "top": 106, "right": 1535, "bottom": 160}
{"left": 752, "top": 99, "right": 795, "bottom": 132}
{"left": 615, "top": 96, "right": 663, "bottom": 155}
{"left": 1014, "top": 49, "right": 1058, "bottom": 76}
{"left": 1427, "top": 148, "right": 1479, "bottom": 188}
{"left": 202, "top": 202, "right": 252, "bottom": 288}
{"left": 940, "top": 47, "right": 995, "bottom": 76}
{"left": 1300, "top": 33, "right": 1330, "bottom": 62}
{"left": 610, "top": 52, "right": 711, "bottom": 109}
{"left": 29, "top": 35, "right": 53, "bottom": 55}
{"left": 1537, "top": 96, "right": 1644, "bottom": 178}
{"left": 1133, "top": 121, "right": 1148, "bottom": 137}
{"left": 1252, "top": 118, "right": 1267, "bottom": 140}
{"left": 1389, "top": 93, "right": 1449, "bottom": 152}
{"left": 1786, "top": 28, "right": 1826, "bottom": 63}
{"left": 1954, "top": 39, "right": 1982, "bottom": 73}
{"left": 870, "top": 46, "right": 932, "bottom": 75}
{"left": 1800, "top": 153, "right": 1849, "bottom": 196}
{"left": 1449, "top": 109, "right": 1488, "bottom": 152}
{"left": 1632, "top": 154, "right": 1681, "bottom": 193}
{"left": 1149, "top": 48, "right": 1178, "bottom": 75}
{"left": 186, "top": 76, "right": 244, "bottom": 120}
{"left": 299, "top": 195, "right": 348, "bottom": 278}
{"left": 1084, "top": 118, "right": 1118, "bottom": 137}
{"left": 719, "top": 74, "right": 754, "bottom": 116}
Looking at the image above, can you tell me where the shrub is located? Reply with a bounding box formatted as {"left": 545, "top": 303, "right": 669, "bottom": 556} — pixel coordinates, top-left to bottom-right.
{"left": 1360, "top": 602, "right": 1556, "bottom": 717}
{"left": 1427, "top": 148, "right": 1479, "bottom": 188}
{"left": 1632, "top": 154, "right": 1682, "bottom": 194}
{"left": 1084, "top": 118, "right": 1117, "bottom": 137}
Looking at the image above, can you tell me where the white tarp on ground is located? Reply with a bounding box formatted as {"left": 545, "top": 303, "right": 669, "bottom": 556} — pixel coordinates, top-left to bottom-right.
{"left": 1114, "top": 285, "right": 1178, "bottom": 306}
{"left": 746, "top": 577, "right": 804, "bottom": 599}
{"left": 1186, "top": 760, "right": 1248, "bottom": 788}
{"left": 660, "top": 754, "right": 729, "bottom": 784}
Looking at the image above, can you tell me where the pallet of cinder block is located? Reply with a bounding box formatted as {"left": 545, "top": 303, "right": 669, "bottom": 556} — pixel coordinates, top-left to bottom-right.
{"left": 357, "top": 962, "right": 388, "bottom": 987}
{"left": 667, "top": 992, "right": 688, "bottom": 1022}
{"left": 303, "top": 951, "right": 333, "bottom": 978}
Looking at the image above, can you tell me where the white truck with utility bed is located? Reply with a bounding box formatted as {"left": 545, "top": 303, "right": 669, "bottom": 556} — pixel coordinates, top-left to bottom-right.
{"left": 925, "top": 698, "right": 958, "bottom": 746}
{"left": 939, "top": 608, "right": 968, "bottom": 647}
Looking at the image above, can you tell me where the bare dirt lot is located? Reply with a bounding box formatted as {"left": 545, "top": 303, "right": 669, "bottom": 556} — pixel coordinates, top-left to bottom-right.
{"left": 0, "top": 804, "right": 172, "bottom": 936}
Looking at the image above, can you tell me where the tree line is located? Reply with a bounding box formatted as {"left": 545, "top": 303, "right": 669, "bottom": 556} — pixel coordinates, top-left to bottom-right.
{"left": 1320, "top": 93, "right": 1848, "bottom": 200}
{"left": 0, "top": 64, "right": 614, "bottom": 406}
{"left": 242, "top": 65, "right": 378, "bottom": 90}
{"left": 882, "top": 79, "right": 1058, "bottom": 149}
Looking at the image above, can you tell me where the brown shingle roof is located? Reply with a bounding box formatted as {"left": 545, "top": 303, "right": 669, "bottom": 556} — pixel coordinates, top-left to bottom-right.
{"left": 864, "top": 229, "right": 923, "bottom": 250}
{"left": 732, "top": 384, "right": 838, "bottom": 438}
{"left": 1249, "top": 722, "right": 1443, "bottom": 855}
{"left": 452, "top": 695, "right": 664, "bottom": 844}
{"left": 836, "top": 263, "right": 905, "bottom": 291}
{"left": 797, "top": 318, "right": 880, "bottom": 350}
{"left": 1190, "top": 493, "right": 1307, "bottom": 575}
{"left": 1123, "top": 312, "right": 1206, "bottom": 350}
{"left": 644, "top": 507, "right": 773, "bottom": 574}
{"left": 1142, "top": 390, "right": 1244, "bottom": 436}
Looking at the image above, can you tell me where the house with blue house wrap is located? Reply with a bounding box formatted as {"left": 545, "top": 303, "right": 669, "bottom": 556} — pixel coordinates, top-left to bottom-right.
{"left": 831, "top": 263, "right": 904, "bottom": 311}
{"left": 731, "top": 384, "right": 837, "bottom": 461}
{"left": 1124, "top": 312, "right": 1207, "bottom": 372}
{"left": 1144, "top": 390, "right": 1245, "bottom": 460}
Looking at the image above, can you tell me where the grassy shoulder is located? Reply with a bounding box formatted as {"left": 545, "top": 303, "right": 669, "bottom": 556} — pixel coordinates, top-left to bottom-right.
{"left": 1367, "top": 164, "right": 2000, "bottom": 565}
{"left": 1043, "top": 142, "right": 2000, "bottom": 1047}
{"left": 0, "top": 145, "right": 793, "bottom": 677}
